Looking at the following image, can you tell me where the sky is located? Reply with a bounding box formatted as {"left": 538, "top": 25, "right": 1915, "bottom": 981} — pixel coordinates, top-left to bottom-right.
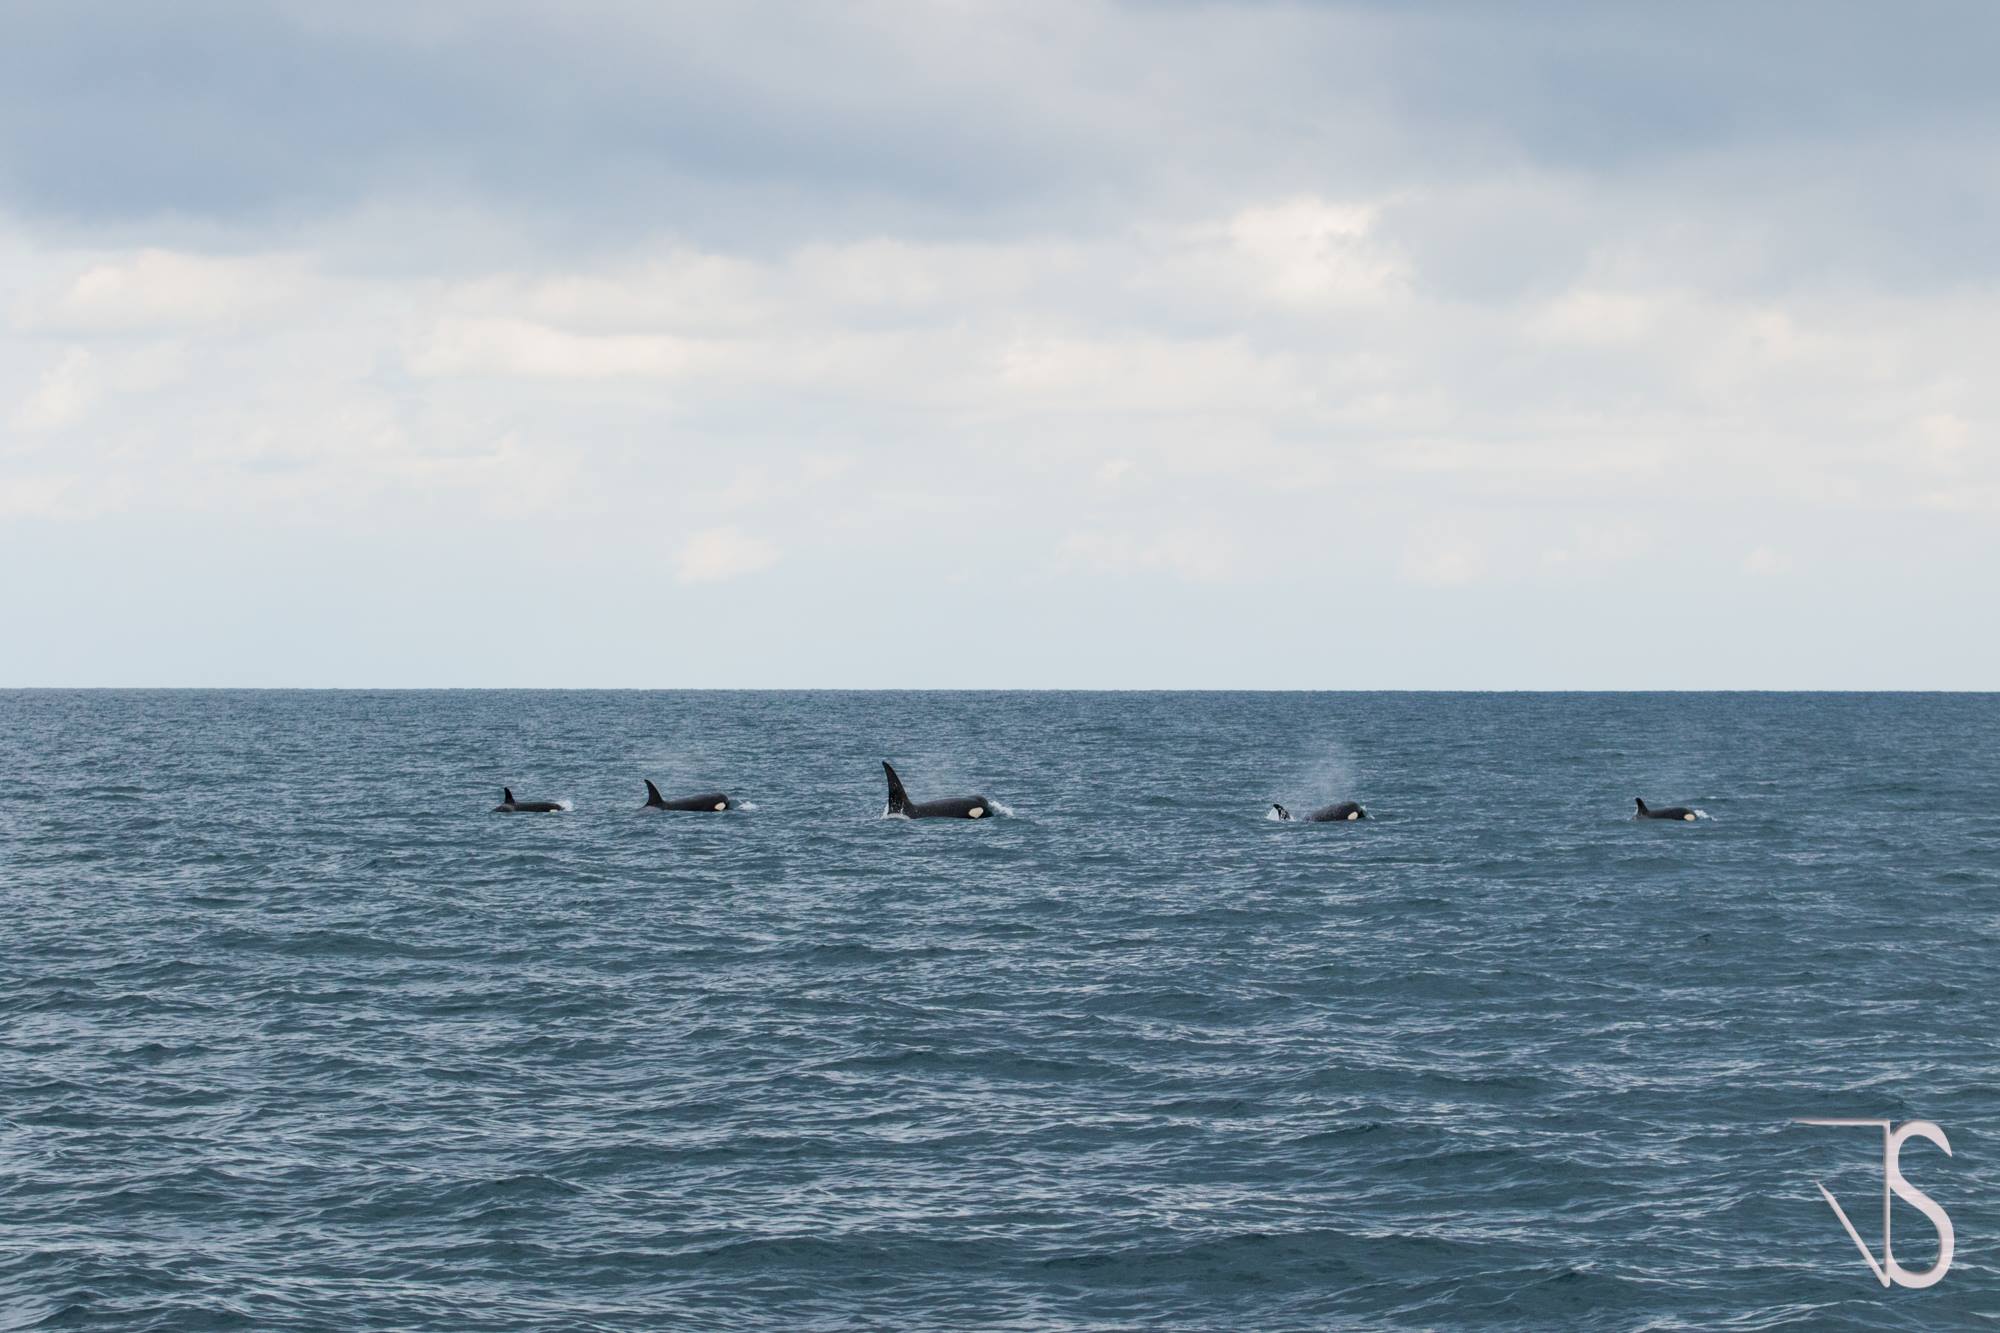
{"left": 2, "top": 1, "right": 1996, "bottom": 688}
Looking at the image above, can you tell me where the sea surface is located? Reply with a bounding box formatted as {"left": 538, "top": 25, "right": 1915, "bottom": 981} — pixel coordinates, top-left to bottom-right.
{"left": 3, "top": 690, "right": 1998, "bottom": 1331}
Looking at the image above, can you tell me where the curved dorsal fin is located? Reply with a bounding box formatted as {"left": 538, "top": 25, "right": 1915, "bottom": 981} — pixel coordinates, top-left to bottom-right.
{"left": 883, "top": 761, "right": 911, "bottom": 814}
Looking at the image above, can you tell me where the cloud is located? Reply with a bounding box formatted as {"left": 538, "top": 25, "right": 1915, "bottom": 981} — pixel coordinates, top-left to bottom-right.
{"left": 1911, "top": 412, "right": 1973, "bottom": 471}
{"left": 1525, "top": 288, "right": 1664, "bottom": 344}
{"left": 12, "top": 349, "right": 94, "bottom": 430}
{"left": 996, "top": 333, "right": 1297, "bottom": 416}
{"left": 0, "top": 471, "right": 122, "bottom": 520}
{"left": 1057, "top": 529, "right": 1234, "bottom": 583}
{"left": 674, "top": 527, "right": 779, "bottom": 584}
{"left": 1217, "top": 198, "right": 1407, "bottom": 308}
{"left": 7, "top": 340, "right": 189, "bottom": 433}
{"left": 2, "top": 4, "right": 1999, "bottom": 683}
{"left": 1743, "top": 546, "right": 1792, "bottom": 576}
{"left": 1402, "top": 524, "right": 1485, "bottom": 587}
{"left": 410, "top": 316, "right": 700, "bottom": 380}
{"left": 1540, "top": 522, "right": 1654, "bottom": 574}
{"left": 21, "top": 250, "right": 313, "bottom": 331}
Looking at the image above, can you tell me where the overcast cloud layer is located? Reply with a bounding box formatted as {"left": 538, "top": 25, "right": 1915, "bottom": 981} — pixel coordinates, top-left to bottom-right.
{"left": 3, "top": 1, "right": 1996, "bottom": 686}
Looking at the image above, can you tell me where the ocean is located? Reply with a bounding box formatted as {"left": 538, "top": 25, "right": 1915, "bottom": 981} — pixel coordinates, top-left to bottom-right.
{"left": 3, "top": 690, "right": 1997, "bottom": 1330}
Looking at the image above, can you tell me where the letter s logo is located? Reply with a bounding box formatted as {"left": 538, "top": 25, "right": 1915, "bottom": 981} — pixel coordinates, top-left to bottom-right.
{"left": 1882, "top": 1121, "right": 1953, "bottom": 1289}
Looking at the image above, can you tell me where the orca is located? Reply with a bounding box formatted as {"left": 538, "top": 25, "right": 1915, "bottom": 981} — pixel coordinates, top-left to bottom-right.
{"left": 644, "top": 779, "right": 733, "bottom": 812}
{"left": 1272, "top": 801, "right": 1366, "bottom": 822}
{"left": 883, "top": 761, "right": 992, "bottom": 820}
{"left": 1634, "top": 797, "right": 1698, "bottom": 822}
{"left": 493, "top": 786, "right": 563, "bottom": 813}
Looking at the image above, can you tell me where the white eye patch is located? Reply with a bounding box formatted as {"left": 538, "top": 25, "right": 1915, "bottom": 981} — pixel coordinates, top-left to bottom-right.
{"left": 968, "top": 806, "right": 985, "bottom": 818}
{"left": 715, "top": 802, "right": 727, "bottom": 811}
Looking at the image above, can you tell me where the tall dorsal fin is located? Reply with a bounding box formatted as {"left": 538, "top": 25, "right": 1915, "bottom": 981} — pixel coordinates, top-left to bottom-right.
{"left": 644, "top": 779, "right": 664, "bottom": 805}
{"left": 503, "top": 787, "right": 515, "bottom": 804}
{"left": 883, "top": 761, "right": 911, "bottom": 814}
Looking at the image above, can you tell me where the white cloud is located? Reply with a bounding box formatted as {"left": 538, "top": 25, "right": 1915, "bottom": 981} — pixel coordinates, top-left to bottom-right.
{"left": 1526, "top": 288, "right": 1664, "bottom": 344}
{"left": 1137, "top": 197, "right": 1408, "bottom": 317}
{"left": 3, "top": 153, "right": 2000, "bottom": 683}
{"left": 9, "top": 341, "right": 191, "bottom": 434}
{"left": 1402, "top": 524, "right": 1485, "bottom": 587}
{"left": 0, "top": 472, "right": 123, "bottom": 520}
{"left": 11, "top": 206, "right": 2000, "bottom": 544}
{"left": 12, "top": 349, "right": 94, "bottom": 430}
{"left": 1915, "top": 485, "right": 2000, "bottom": 513}
{"left": 1912, "top": 412, "right": 1973, "bottom": 470}
{"left": 790, "top": 237, "right": 1074, "bottom": 313}
{"left": 674, "top": 527, "right": 780, "bottom": 584}
{"left": 438, "top": 252, "right": 775, "bottom": 336}
{"left": 1057, "top": 529, "right": 1234, "bottom": 582}
{"left": 1743, "top": 546, "right": 1793, "bottom": 576}
{"left": 21, "top": 250, "right": 313, "bottom": 332}
{"left": 409, "top": 316, "right": 701, "bottom": 380}
{"left": 995, "top": 333, "right": 1297, "bottom": 416}
{"left": 1540, "top": 522, "right": 1654, "bottom": 573}
{"left": 1221, "top": 198, "right": 1407, "bottom": 308}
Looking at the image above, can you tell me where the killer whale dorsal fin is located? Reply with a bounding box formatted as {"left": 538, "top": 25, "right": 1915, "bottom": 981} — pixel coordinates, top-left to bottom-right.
{"left": 883, "top": 761, "right": 911, "bottom": 815}
{"left": 1634, "top": 797, "right": 1648, "bottom": 815}
{"left": 644, "top": 779, "right": 664, "bottom": 805}
{"left": 502, "top": 787, "right": 515, "bottom": 804}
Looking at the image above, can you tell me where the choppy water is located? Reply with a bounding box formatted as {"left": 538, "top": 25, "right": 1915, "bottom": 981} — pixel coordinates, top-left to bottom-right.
{"left": 3, "top": 690, "right": 1998, "bottom": 1330}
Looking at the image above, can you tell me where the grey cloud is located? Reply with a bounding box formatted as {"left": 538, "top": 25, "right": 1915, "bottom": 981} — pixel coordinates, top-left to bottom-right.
{"left": 7, "top": 1, "right": 1996, "bottom": 295}
{"left": 0, "top": 2, "right": 1124, "bottom": 243}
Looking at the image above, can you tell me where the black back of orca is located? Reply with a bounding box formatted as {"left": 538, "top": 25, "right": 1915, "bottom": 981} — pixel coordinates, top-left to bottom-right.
{"left": 1272, "top": 801, "right": 1366, "bottom": 822}
{"left": 1634, "top": 798, "right": 1697, "bottom": 821}
{"left": 883, "top": 761, "right": 992, "bottom": 819}
{"left": 644, "top": 780, "right": 732, "bottom": 812}
{"left": 494, "top": 786, "right": 563, "bottom": 813}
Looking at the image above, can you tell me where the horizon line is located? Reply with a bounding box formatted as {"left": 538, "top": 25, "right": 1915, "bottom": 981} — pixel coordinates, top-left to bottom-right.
{"left": 4, "top": 685, "right": 1997, "bottom": 695}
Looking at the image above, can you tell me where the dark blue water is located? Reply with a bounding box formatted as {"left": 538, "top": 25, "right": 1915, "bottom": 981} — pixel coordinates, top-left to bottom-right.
{"left": 4, "top": 691, "right": 1998, "bottom": 1330}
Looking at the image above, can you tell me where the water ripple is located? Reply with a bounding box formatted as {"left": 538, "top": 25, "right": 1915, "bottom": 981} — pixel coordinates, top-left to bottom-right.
{"left": 2, "top": 690, "right": 1997, "bottom": 1330}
